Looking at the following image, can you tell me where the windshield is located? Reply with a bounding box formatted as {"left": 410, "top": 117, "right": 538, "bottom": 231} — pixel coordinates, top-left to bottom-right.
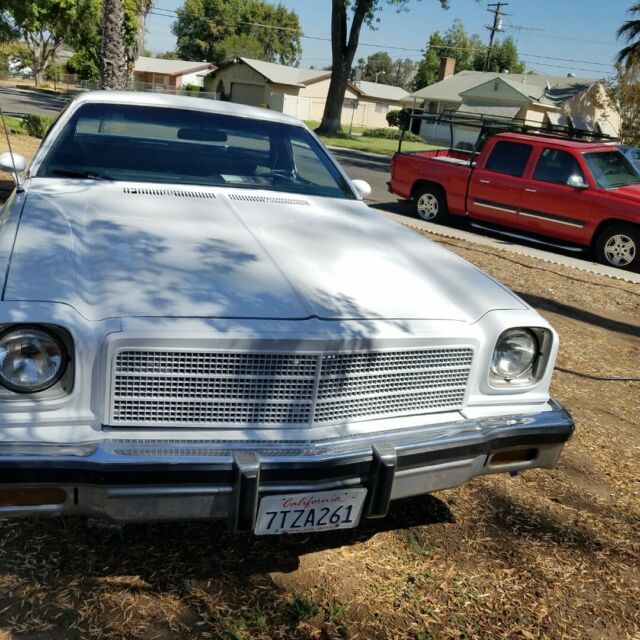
{"left": 37, "top": 103, "right": 355, "bottom": 199}
{"left": 583, "top": 150, "right": 640, "bottom": 189}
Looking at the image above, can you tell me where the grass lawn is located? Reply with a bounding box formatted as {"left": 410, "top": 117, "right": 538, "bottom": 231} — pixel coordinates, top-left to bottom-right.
{"left": 319, "top": 133, "right": 436, "bottom": 155}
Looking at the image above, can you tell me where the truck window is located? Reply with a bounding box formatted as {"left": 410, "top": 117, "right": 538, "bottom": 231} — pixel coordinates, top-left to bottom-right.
{"left": 533, "top": 148, "right": 585, "bottom": 185}
{"left": 484, "top": 141, "right": 532, "bottom": 177}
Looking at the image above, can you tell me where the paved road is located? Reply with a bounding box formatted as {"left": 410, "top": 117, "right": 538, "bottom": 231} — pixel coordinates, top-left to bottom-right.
{"left": 330, "top": 147, "right": 640, "bottom": 284}
{"left": 0, "top": 86, "right": 69, "bottom": 117}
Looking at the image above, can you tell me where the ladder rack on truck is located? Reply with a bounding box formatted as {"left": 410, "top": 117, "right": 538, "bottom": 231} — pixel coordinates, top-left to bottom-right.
{"left": 396, "top": 108, "right": 619, "bottom": 157}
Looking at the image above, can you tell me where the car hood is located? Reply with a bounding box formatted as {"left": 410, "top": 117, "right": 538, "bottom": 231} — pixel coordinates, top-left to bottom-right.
{"left": 608, "top": 182, "right": 640, "bottom": 203}
{"left": 4, "top": 180, "right": 525, "bottom": 322}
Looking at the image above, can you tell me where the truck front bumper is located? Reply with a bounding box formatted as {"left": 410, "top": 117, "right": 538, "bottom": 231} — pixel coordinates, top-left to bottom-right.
{"left": 0, "top": 401, "right": 573, "bottom": 530}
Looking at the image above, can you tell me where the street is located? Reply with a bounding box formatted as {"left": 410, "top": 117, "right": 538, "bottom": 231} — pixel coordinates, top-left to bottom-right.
{"left": 0, "top": 85, "right": 70, "bottom": 117}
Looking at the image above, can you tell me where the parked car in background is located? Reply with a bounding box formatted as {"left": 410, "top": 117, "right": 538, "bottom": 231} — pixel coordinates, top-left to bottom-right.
{"left": 389, "top": 129, "right": 640, "bottom": 272}
{"left": 620, "top": 146, "right": 640, "bottom": 174}
{"left": 0, "top": 92, "right": 572, "bottom": 534}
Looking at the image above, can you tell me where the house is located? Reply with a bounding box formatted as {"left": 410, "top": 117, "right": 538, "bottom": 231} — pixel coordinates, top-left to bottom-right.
{"left": 406, "top": 58, "right": 620, "bottom": 146}
{"left": 204, "top": 57, "right": 409, "bottom": 127}
{"left": 133, "top": 56, "right": 216, "bottom": 90}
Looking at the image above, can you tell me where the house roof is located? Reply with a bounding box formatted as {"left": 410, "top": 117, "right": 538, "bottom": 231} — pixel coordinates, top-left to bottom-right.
{"left": 215, "top": 58, "right": 408, "bottom": 100}
{"left": 227, "top": 58, "right": 329, "bottom": 87}
{"left": 134, "top": 56, "right": 215, "bottom": 76}
{"left": 352, "top": 80, "right": 409, "bottom": 102}
{"left": 408, "top": 70, "right": 598, "bottom": 107}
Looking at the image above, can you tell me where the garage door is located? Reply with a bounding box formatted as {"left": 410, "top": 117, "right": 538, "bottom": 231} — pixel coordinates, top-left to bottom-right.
{"left": 231, "top": 82, "right": 265, "bottom": 106}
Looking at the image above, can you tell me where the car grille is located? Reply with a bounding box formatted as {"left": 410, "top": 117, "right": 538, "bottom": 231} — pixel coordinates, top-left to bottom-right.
{"left": 109, "top": 347, "right": 474, "bottom": 427}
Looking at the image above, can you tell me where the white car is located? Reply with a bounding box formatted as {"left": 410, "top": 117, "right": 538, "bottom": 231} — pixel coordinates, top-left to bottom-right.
{"left": 0, "top": 92, "right": 572, "bottom": 534}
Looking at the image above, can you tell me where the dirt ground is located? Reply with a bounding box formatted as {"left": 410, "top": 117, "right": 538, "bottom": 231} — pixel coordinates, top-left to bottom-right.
{"left": 0, "top": 137, "right": 638, "bottom": 640}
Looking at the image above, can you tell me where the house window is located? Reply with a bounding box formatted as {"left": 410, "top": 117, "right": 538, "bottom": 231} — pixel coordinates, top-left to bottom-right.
{"left": 375, "top": 102, "right": 388, "bottom": 113}
{"left": 493, "top": 81, "right": 499, "bottom": 92}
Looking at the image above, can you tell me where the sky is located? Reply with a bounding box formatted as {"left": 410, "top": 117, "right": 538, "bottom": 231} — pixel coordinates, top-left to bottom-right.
{"left": 145, "top": 0, "right": 632, "bottom": 80}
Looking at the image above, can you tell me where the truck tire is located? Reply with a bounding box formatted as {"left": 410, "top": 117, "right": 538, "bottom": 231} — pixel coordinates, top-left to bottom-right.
{"left": 413, "top": 186, "right": 448, "bottom": 222}
{"left": 595, "top": 223, "right": 640, "bottom": 272}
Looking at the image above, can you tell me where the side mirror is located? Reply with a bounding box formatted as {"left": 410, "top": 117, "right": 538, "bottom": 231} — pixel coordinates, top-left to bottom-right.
{"left": 351, "top": 179, "right": 372, "bottom": 198}
{"left": 566, "top": 174, "right": 588, "bottom": 189}
{"left": 0, "top": 152, "right": 27, "bottom": 182}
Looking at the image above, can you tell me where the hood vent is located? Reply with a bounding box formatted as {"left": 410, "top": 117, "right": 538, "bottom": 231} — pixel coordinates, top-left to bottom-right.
{"left": 123, "top": 187, "right": 216, "bottom": 199}
{"left": 228, "top": 193, "right": 310, "bottom": 206}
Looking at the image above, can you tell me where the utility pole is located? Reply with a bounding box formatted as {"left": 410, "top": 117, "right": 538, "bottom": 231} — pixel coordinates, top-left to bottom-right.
{"left": 483, "top": 2, "right": 508, "bottom": 72}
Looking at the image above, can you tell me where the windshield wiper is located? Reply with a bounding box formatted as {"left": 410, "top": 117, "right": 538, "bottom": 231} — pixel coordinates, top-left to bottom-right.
{"left": 50, "top": 169, "right": 114, "bottom": 181}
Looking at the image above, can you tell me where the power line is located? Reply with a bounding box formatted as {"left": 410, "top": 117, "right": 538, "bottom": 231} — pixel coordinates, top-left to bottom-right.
{"left": 483, "top": 2, "right": 508, "bottom": 71}
{"left": 147, "top": 7, "right": 615, "bottom": 74}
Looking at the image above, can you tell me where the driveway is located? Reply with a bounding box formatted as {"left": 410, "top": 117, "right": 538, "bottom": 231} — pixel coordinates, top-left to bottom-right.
{"left": 0, "top": 85, "right": 70, "bottom": 117}
{"left": 331, "top": 147, "right": 640, "bottom": 284}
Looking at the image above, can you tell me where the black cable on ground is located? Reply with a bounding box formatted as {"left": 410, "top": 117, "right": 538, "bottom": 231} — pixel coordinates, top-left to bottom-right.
{"left": 554, "top": 366, "right": 640, "bottom": 382}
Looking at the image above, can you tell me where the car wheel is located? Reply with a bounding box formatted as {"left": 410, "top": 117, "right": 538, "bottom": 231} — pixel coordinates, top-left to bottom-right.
{"left": 413, "top": 186, "right": 448, "bottom": 222}
{"left": 595, "top": 224, "right": 640, "bottom": 271}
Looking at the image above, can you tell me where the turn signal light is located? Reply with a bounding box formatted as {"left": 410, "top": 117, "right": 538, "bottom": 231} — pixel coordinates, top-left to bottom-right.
{"left": 0, "top": 488, "right": 66, "bottom": 507}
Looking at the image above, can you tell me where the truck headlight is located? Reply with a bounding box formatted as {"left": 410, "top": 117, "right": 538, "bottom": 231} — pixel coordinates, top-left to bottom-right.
{"left": 0, "top": 327, "right": 68, "bottom": 393}
{"left": 490, "top": 328, "right": 539, "bottom": 381}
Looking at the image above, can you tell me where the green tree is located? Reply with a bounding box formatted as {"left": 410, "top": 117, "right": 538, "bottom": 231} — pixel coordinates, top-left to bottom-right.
{"left": 172, "top": 0, "right": 302, "bottom": 65}
{"left": 392, "top": 57, "right": 417, "bottom": 89}
{"left": 0, "top": 41, "right": 31, "bottom": 79}
{"left": 156, "top": 50, "right": 180, "bottom": 59}
{"left": 617, "top": 2, "right": 640, "bottom": 67}
{"left": 66, "top": 0, "right": 153, "bottom": 83}
{"left": 318, "top": 0, "right": 450, "bottom": 135}
{"left": 0, "top": 0, "right": 85, "bottom": 86}
{"left": 597, "top": 63, "right": 640, "bottom": 145}
{"left": 413, "top": 21, "right": 523, "bottom": 90}
{"left": 484, "top": 36, "right": 524, "bottom": 74}
{"left": 362, "top": 51, "right": 394, "bottom": 83}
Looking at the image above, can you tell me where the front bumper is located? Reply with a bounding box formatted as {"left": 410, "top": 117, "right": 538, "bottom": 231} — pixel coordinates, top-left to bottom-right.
{"left": 0, "top": 401, "right": 573, "bottom": 529}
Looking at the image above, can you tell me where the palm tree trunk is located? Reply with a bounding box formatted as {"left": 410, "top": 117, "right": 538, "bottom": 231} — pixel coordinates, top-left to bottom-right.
{"left": 101, "top": 0, "right": 128, "bottom": 90}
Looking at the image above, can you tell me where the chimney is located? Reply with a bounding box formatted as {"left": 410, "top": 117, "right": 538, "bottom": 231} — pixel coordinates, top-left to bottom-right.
{"left": 438, "top": 57, "right": 456, "bottom": 81}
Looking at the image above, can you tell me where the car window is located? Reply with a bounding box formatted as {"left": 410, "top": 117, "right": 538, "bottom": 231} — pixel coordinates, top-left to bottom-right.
{"left": 584, "top": 150, "right": 640, "bottom": 189}
{"left": 533, "top": 148, "right": 585, "bottom": 185}
{"left": 484, "top": 141, "right": 532, "bottom": 177}
{"left": 37, "top": 103, "right": 355, "bottom": 199}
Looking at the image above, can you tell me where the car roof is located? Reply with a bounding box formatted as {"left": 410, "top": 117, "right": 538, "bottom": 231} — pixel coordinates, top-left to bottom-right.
{"left": 72, "top": 91, "right": 306, "bottom": 127}
{"left": 493, "top": 131, "right": 616, "bottom": 152}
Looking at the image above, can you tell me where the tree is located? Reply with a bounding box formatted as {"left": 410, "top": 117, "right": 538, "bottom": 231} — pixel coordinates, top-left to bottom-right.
{"left": 0, "top": 41, "right": 31, "bottom": 79}
{"left": 0, "top": 0, "right": 83, "bottom": 86}
{"left": 362, "top": 51, "right": 394, "bottom": 83}
{"left": 66, "top": 0, "right": 153, "bottom": 83}
{"left": 101, "top": 0, "right": 128, "bottom": 89}
{"left": 172, "top": 0, "right": 302, "bottom": 65}
{"left": 156, "top": 50, "right": 180, "bottom": 59}
{"left": 392, "top": 57, "right": 417, "bottom": 89}
{"left": 485, "top": 36, "right": 524, "bottom": 74}
{"left": 317, "top": 0, "right": 450, "bottom": 135}
{"left": 597, "top": 63, "right": 640, "bottom": 146}
{"left": 617, "top": 3, "right": 640, "bottom": 67}
{"left": 413, "top": 20, "right": 483, "bottom": 90}
{"left": 412, "top": 20, "right": 523, "bottom": 91}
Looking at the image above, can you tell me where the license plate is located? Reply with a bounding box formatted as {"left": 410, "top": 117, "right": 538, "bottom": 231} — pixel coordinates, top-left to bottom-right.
{"left": 254, "top": 488, "right": 367, "bottom": 535}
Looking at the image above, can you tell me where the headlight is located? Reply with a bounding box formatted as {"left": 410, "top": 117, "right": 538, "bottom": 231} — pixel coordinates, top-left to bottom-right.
{"left": 490, "top": 328, "right": 539, "bottom": 381}
{"left": 0, "top": 327, "right": 68, "bottom": 393}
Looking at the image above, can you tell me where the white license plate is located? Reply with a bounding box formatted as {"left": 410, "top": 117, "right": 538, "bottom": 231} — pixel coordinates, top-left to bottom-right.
{"left": 254, "top": 488, "right": 367, "bottom": 535}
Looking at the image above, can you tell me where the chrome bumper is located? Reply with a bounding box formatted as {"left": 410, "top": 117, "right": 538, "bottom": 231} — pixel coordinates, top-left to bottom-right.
{"left": 0, "top": 401, "right": 573, "bottom": 529}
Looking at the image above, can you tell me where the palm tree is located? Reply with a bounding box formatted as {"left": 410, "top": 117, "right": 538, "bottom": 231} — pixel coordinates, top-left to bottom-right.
{"left": 126, "top": 0, "right": 154, "bottom": 78}
{"left": 617, "top": 3, "right": 640, "bottom": 67}
{"left": 101, "top": 0, "right": 128, "bottom": 89}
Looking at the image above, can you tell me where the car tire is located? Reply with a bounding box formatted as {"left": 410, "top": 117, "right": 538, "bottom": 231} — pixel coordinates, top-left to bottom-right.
{"left": 595, "top": 223, "right": 640, "bottom": 272}
{"left": 413, "top": 185, "right": 448, "bottom": 222}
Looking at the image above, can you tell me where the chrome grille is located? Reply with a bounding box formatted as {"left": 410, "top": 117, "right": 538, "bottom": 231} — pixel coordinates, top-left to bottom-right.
{"left": 109, "top": 347, "right": 473, "bottom": 427}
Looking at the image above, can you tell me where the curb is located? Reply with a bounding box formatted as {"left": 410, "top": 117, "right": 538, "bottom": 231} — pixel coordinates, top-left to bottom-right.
{"left": 326, "top": 145, "right": 393, "bottom": 160}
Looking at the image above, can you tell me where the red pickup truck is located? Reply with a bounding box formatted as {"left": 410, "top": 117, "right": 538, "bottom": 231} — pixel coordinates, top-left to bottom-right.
{"left": 388, "top": 132, "right": 640, "bottom": 272}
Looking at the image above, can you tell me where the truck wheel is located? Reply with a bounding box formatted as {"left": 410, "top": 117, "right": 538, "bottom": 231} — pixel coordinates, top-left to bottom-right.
{"left": 595, "top": 224, "right": 640, "bottom": 271}
{"left": 413, "top": 186, "right": 448, "bottom": 222}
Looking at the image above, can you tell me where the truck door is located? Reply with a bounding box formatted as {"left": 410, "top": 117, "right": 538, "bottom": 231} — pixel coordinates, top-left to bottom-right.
{"left": 519, "top": 147, "right": 592, "bottom": 244}
{"left": 467, "top": 140, "right": 533, "bottom": 227}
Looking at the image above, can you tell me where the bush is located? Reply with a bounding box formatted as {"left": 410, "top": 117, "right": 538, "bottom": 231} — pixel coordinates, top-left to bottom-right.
{"left": 22, "top": 114, "right": 53, "bottom": 138}
{"left": 386, "top": 109, "right": 401, "bottom": 127}
{"left": 361, "top": 127, "right": 422, "bottom": 142}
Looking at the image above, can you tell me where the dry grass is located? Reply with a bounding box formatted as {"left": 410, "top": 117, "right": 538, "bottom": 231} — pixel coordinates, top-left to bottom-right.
{"left": 0, "top": 138, "right": 638, "bottom": 640}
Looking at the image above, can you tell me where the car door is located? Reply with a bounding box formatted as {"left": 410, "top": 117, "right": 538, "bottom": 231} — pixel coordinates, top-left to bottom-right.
{"left": 519, "top": 147, "right": 594, "bottom": 244}
{"left": 467, "top": 140, "right": 533, "bottom": 227}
